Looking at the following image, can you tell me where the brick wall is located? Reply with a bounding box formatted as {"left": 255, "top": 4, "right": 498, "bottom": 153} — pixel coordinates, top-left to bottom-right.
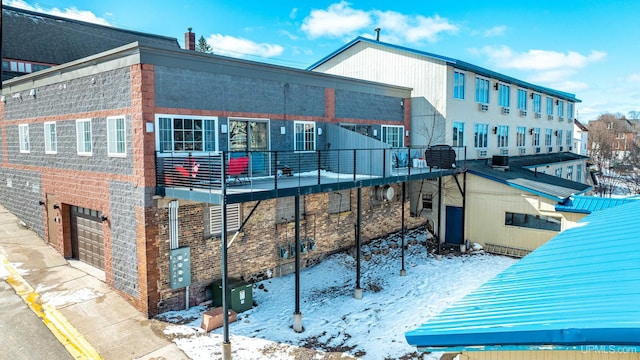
{"left": 153, "top": 184, "right": 426, "bottom": 314}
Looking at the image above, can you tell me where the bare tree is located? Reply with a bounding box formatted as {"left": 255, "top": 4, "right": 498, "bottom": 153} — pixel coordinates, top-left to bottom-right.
{"left": 628, "top": 110, "right": 640, "bottom": 120}
{"left": 587, "top": 114, "right": 617, "bottom": 170}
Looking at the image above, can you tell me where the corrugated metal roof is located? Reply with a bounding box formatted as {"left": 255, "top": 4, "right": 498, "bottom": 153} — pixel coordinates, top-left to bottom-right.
{"left": 555, "top": 195, "right": 636, "bottom": 214}
{"left": 307, "top": 37, "right": 581, "bottom": 103}
{"left": 466, "top": 155, "right": 591, "bottom": 201}
{"left": 405, "top": 200, "right": 640, "bottom": 351}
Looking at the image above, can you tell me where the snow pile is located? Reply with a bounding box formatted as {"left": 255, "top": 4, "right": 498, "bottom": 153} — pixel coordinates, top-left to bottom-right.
{"left": 158, "top": 230, "right": 517, "bottom": 359}
{"left": 40, "top": 287, "right": 103, "bottom": 307}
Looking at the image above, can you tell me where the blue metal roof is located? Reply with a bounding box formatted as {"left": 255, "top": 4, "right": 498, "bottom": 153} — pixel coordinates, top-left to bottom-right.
{"left": 307, "top": 37, "right": 581, "bottom": 103}
{"left": 405, "top": 200, "right": 640, "bottom": 351}
{"left": 555, "top": 195, "right": 637, "bottom": 214}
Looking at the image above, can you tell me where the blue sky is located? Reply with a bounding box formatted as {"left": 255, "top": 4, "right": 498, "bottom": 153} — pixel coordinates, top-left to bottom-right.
{"left": 4, "top": 0, "right": 639, "bottom": 121}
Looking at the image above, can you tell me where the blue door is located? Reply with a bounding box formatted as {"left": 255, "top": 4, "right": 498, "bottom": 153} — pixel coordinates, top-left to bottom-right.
{"left": 445, "top": 206, "right": 463, "bottom": 245}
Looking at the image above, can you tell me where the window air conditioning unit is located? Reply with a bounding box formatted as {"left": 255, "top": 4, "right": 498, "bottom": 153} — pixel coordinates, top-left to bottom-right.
{"left": 535, "top": 147, "right": 541, "bottom": 153}
{"left": 477, "top": 149, "right": 488, "bottom": 158}
{"left": 520, "top": 110, "right": 527, "bottom": 116}
{"left": 548, "top": 115, "right": 554, "bottom": 120}
{"left": 535, "top": 113, "right": 542, "bottom": 119}
{"left": 519, "top": 148, "right": 526, "bottom": 155}
{"left": 479, "top": 103, "right": 489, "bottom": 111}
{"left": 500, "top": 149, "right": 509, "bottom": 155}
{"left": 559, "top": 117, "right": 564, "bottom": 122}
{"left": 502, "top": 107, "right": 510, "bottom": 114}
{"left": 569, "top": 146, "right": 573, "bottom": 151}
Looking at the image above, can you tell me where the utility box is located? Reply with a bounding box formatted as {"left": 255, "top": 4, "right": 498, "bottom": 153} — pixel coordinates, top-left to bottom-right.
{"left": 212, "top": 279, "right": 253, "bottom": 313}
{"left": 169, "top": 247, "right": 191, "bottom": 289}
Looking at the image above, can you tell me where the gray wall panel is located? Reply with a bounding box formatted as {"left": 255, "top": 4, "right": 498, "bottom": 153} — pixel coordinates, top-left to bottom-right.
{"left": 0, "top": 169, "right": 44, "bottom": 237}
{"left": 109, "top": 180, "right": 141, "bottom": 297}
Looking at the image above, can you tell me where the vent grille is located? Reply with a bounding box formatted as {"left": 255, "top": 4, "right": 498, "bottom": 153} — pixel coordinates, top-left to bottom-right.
{"left": 479, "top": 104, "right": 489, "bottom": 111}
{"left": 210, "top": 204, "right": 241, "bottom": 235}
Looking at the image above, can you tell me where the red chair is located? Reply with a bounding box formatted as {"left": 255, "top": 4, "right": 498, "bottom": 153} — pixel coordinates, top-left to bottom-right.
{"left": 227, "top": 157, "right": 249, "bottom": 185}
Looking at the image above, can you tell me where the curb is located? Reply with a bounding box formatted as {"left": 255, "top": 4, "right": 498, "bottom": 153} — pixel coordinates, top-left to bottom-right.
{"left": 1, "top": 253, "right": 103, "bottom": 360}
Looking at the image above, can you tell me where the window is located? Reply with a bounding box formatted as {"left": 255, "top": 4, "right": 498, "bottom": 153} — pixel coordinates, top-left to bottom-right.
{"left": 576, "top": 164, "right": 582, "bottom": 183}
{"left": 276, "top": 197, "right": 304, "bottom": 223}
{"left": 208, "top": 204, "right": 241, "bottom": 235}
{"left": 44, "top": 122, "right": 57, "bottom": 154}
{"left": 505, "top": 212, "right": 561, "bottom": 232}
{"left": 453, "top": 71, "right": 465, "bottom": 99}
{"left": 555, "top": 167, "right": 563, "bottom": 178}
{"left": 422, "top": 193, "right": 433, "bottom": 211}
{"left": 567, "top": 102, "right": 574, "bottom": 119}
{"left": 545, "top": 129, "right": 552, "bottom": 146}
{"left": 294, "top": 121, "right": 316, "bottom": 151}
{"left": 498, "top": 84, "right": 510, "bottom": 107}
{"left": 532, "top": 128, "right": 540, "bottom": 146}
{"left": 516, "top": 126, "right": 526, "bottom": 147}
{"left": 475, "top": 77, "right": 490, "bottom": 104}
{"left": 497, "top": 125, "right": 509, "bottom": 148}
{"left": 329, "top": 190, "right": 351, "bottom": 214}
{"left": 474, "top": 123, "right": 489, "bottom": 148}
{"left": 566, "top": 166, "right": 573, "bottom": 180}
{"left": 566, "top": 130, "right": 572, "bottom": 146}
{"left": 517, "top": 89, "right": 527, "bottom": 110}
{"left": 533, "top": 93, "right": 541, "bottom": 114}
{"left": 156, "top": 115, "right": 217, "bottom": 153}
{"left": 556, "top": 130, "right": 563, "bottom": 146}
{"left": 18, "top": 124, "right": 30, "bottom": 153}
{"left": 557, "top": 100, "right": 564, "bottom": 118}
{"left": 382, "top": 125, "right": 404, "bottom": 147}
{"left": 107, "top": 116, "right": 126, "bottom": 156}
{"left": 76, "top": 119, "right": 92, "bottom": 155}
{"left": 452, "top": 122, "right": 464, "bottom": 147}
{"left": 546, "top": 97, "right": 554, "bottom": 116}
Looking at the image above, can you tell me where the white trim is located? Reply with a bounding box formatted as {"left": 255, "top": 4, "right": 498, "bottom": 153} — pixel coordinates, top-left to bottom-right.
{"left": 155, "top": 114, "right": 219, "bottom": 154}
{"left": 18, "top": 124, "right": 30, "bottom": 153}
{"left": 107, "top": 115, "right": 127, "bottom": 157}
{"left": 76, "top": 118, "right": 92, "bottom": 156}
{"left": 293, "top": 120, "right": 316, "bottom": 152}
{"left": 44, "top": 121, "right": 57, "bottom": 154}
{"left": 381, "top": 124, "right": 405, "bottom": 147}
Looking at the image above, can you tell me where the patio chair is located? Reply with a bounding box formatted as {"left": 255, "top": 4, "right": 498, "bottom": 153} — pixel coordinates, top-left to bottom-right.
{"left": 228, "top": 157, "right": 249, "bottom": 185}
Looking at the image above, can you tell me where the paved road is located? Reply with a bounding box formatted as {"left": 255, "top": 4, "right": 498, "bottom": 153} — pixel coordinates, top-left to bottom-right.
{"left": 0, "top": 280, "right": 73, "bottom": 360}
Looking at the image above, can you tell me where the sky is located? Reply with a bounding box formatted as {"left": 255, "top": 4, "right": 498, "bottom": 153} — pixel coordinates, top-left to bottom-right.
{"left": 4, "top": 0, "right": 639, "bottom": 122}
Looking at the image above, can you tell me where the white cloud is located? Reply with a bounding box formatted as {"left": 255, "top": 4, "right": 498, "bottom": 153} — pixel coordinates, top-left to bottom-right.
{"left": 478, "top": 45, "right": 606, "bottom": 71}
{"left": 279, "top": 30, "right": 299, "bottom": 41}
{"left": 628, "top": 73, "right": 640, "bottom": 83}
{"left": 289, "top": 7, "right": 298, "bottom": 20}
{"left": 301, "top": 2, "right": 457, "bottom": 43}
{"left": 206, "top": 34, "right": 284, "bottom": 58}
{"left": 6, "top": 0, "right": 111, "bottom": 26}
{"left": 483, "top": 25, "right": 506, "bottom": 37}
{"left": 527, "top": 69, "right": 577, "bottom": 83}
{"left": 301, "top": 1, "right": 371, "bottom": 39}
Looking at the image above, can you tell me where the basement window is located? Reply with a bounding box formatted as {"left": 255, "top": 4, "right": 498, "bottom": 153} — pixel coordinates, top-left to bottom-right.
{"left": 422, "top": 194, "right": 433, "bottom": 211}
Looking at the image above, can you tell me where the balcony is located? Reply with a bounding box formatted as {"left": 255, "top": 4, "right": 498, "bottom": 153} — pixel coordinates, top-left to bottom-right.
{"left": 156, "top": 147, "right": 466, "bottom": 204}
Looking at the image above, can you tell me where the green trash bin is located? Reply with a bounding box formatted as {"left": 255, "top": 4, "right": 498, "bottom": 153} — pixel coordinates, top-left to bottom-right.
{"left": 212, "top": 279, "right": 253, "bottom": 313}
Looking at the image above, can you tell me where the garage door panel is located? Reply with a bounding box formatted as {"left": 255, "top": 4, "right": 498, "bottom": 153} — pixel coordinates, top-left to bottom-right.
{"left": 71, "top": 206, "right": 105, "bottom": 270}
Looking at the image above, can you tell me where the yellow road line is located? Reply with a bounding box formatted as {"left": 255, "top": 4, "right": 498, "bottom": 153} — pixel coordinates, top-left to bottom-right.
{"left": 1, "top": 254, "right": 102, "bottom": 360}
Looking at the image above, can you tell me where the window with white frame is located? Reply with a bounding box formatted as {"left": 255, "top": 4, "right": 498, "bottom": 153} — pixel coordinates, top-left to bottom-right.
{"left": 475, "top": 77, "right": 490, "bottom": 104}
{"left": 107, "top": 116, "right": 126, "bottom": 156}
{"left": 453, "top": 122, "right": 464, "bottom": 147}
{"left": 567, "top": 102, "right": 574, "bottom": 119}
{"left": 156, "top": 115, "right": 217, "bottom": 153}
{"left": 532, "top": 128, "right": 540, "bottom": 146}
{"left": 474, "top": 123, "right": 489, "bottom": 148}
{"left": 18, "top": 124, "right": 30, "bottom": 153}
{"left": 517, "top": 89, "right": 527, "bottom": 110}
{"left": 382, "top": 125, "right": 404, "bottom": 147}
{"left": 498, "top": 84, "right": 510, "bottom": 107}
{"left": 208, "top": 204, "right": 241, "bottom": 235}
{"left": 76, "top": 119, "right": 92, "bottom": 155}
{"left": 546, "top": 97, "right": 554, "bottom": 116}
{"left": 556, "top": 130, "right": 563, "bottom": 146}
{"left": 497, "top": 125, "right": 509, "bottom": 148}
{"left": 557, "top": 100, "right": 564, "bottom": 118}
{"left": 555, "top": 167, "right": 562, "bottom": 178}
{"left": 533, "top": 93, "right": 541, "bottom": 114}
{"left": 453, "top": 70, "right": 465, "bottom": 99}
{"left": 566, "top": 165, "right": 573, "bottom": 180}
{"left": 545, "top": 129, "right": 552, "bottom": 146}
{"left": 294, "top": 121, "right": 316, "bottom": 151}
{"left": 566, "top": 130, "right": 572, "bottom": 146}
{"left": 576, "top": 164, "right": 582, "bottom": 183}
{"left": 516, "top": 126, "right": 526, "bottom": 147}
{"left": 44, "top": 121, "right": 57, "bottom": 154}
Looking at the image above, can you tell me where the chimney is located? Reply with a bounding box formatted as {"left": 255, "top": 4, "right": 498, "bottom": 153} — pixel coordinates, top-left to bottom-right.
{"left": 185, "top": 27, "right": 195, "bottom": 51}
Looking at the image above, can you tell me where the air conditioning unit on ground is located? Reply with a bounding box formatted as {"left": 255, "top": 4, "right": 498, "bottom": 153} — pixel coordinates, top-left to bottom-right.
{"left": 502, "top": 107, "right": 510, "bottom": 114}
{"left": 501, "top": 149, "right": 509, "bottom": 155}
{"left": 520, "top": 110, "right": 527, "bottom": 116}
{"left": 479, "top": 103, "right": 489, "bottom": 111}
{"left": 535, "top": 113, "right": 542, "bottom": 118}
{"left": 519, "top": 148, "right": 526, "bottom": 155}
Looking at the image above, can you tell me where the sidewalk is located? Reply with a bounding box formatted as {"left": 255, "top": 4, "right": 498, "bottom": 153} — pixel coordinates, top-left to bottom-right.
{"left": 0, "top": 205, "right": 189, "bottom": 360}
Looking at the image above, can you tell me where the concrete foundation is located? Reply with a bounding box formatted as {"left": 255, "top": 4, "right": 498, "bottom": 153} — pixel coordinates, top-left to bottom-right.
{"left": 293, "top": 312, "right": 303, "bottom": 333}
{"left": 222, "top": 342, "right": 231, "bottom": 360}
{"left": 400, "top": 269, "right": 407, "bottom": 276}
{"left": 354, "top": 287, "right": 363, "bottom": 300}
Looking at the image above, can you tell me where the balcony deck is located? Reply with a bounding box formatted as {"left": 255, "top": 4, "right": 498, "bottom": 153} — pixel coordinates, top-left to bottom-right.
{"left": 156, "top": 147, "right": 465, "bottom": 205}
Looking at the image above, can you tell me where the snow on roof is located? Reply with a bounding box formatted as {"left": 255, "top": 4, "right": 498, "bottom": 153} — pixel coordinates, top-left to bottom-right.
{"left": 405, "top": 200, "right": 640, "bottom": 352}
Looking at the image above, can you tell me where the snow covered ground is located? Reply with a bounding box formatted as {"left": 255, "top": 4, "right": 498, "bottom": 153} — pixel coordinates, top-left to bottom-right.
{"left": 157, "top": 229, "right": 517, "bottom": 359}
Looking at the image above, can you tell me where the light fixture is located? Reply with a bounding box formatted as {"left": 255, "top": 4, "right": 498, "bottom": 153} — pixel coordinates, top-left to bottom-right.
{"left": 100, "top": 215, "right": 108, "bottom": 222}
{"left": 530, "top": 92, "right": 535, "bottom": 99}
{"left": 29, "top": 89, "right": 36, "bottom": 97}
{"left": 39, "top": 200, "right": 45, "bottom": 206}
{"left": 529, "top": 128, "right": 534, "bottom": 135}
{"left": 555, "top": 99, "right": 559, "bottom": 105}
{"left": 492, "top": 127, "right": 498, "bottom": 134}
{"left": 494, "top": 83, "right": 499, "bottom": 90}
{"left": 373, "top": 129, "right": 378, "bottom": 137}
{"left": 405, "top": 130, "right": 410, "bottom": 137}
{"left": 0, "top": 95, "right": 5, "bottom": 103}
{"left": 400, "top": 100, "right": 404, "bottom": 107}
{"left": 12, "top": 93, "right": 21, "bottom": 101}
{"left": 280, "top": 126, "right": 286, "bottom": 135}
{"left": 53, "top": 204, "right": 60, "bottom": 210}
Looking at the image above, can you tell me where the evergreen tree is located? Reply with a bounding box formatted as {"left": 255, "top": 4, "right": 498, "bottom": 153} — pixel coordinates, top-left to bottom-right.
{"left": 196, "top": 35, "right": 213, "bottom": 53}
